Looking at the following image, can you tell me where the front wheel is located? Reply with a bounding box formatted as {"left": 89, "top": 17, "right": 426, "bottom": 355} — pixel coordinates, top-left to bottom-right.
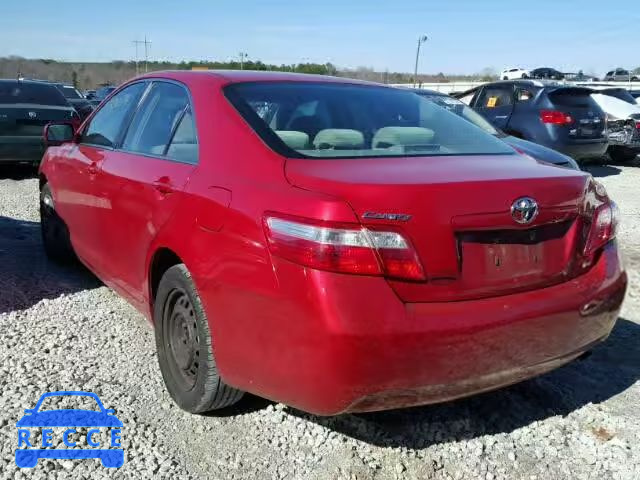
{"left": 609, "top": 146, "right": 639, "bottom": 163}
{"left": 40, "top": 183, "right": 76, "bottom": 263}
{"left": 154, "top": 264, "right": 244, "bottom": 413}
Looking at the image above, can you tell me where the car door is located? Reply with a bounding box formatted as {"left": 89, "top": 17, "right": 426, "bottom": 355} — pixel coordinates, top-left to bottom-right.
{"left": 53, "top": 82, "right": 148, "bottom": 272}
{"left": 472, "top": 84, "right": 515, "bottom": 130}
{"left": 95, "top": 80, "right": 198, "bottom": 302}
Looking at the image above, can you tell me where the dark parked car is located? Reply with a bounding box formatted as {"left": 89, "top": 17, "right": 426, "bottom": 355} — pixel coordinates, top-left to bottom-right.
{"left": 629, "top": 90, "right": 640, "bottom": 100}
{"left": 530, "top": 68, "right": 564, "bottom": 80}
{"left": 0, "top": 79, "right": 78, "bottom": 167}
{"left": 53, "top": 84, "right": 93, "bottom": 120}
{"left": 455, "top": 80, "right": 608, "bottom": 162}
{"left": 413, "top": 89, "right": 579, "bottom": 169}
{"left": 87, "top": 86, "right": 117, "bottom": 107}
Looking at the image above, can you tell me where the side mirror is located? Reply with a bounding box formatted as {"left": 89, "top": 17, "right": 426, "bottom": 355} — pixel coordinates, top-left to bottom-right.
{"left": 23, "top": 409, "right": 35, "bottom": 415}
{"left": 105, "top": 408, "right": 116, "bottom": 415}
{"left": 44, "top": 122, "right": 76, "bottom": 148}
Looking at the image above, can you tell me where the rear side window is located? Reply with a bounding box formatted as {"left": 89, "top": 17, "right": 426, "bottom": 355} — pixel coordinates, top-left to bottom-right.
{"left": 122, "top": 82, "right": 193, "bottom": 161}
{"left": 476, "top": 86, "right": 513, "bottom": 108}
{"left": 58, "top": 86, "right": 82, "bottom": 99}
{"left": 0, "top": 82, "right": 67, "bottom": 106}
{"left": 547, "top": 89, "right": 594, "bottom": 108}
{"left": 81, "top": 82, "right": 147, "bottom": 148}
{"left": 225, "top": 82, "right": 514, "bottom": 159}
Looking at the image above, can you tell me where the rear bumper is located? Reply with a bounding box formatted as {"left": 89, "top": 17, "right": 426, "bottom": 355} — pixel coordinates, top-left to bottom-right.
{"left": 555, "top": 139, "right": 609, "bottom": 160}
{"left": 210, "top": 242, "right": 626, "bottom": 415}
{"left": 0, "top": 137, "right": 45, "bottom": 164}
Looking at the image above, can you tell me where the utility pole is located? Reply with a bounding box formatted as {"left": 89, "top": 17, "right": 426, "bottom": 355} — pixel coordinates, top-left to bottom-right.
{"left": 133, "top": 37, "right": 152, "bottom": 75}
{"left": 413, "top": 35, "right": 428, "bottom": 88}
{"left": 239, "top": 52, "right": 248, "bottom": 70}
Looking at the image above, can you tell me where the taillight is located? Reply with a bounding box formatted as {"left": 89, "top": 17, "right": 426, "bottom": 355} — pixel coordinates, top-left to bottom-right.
{"left": 263, "top": 215, "right": 425, "bottom": 281}
{"left": 540, "top": 110, "right": 573, "bottom": 125}
{"left": 583, "top": 201, "right": 619, "bottom": 257}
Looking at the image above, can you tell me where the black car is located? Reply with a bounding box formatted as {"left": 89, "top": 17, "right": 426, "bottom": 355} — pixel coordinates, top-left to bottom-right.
{"left": 454, "top": 80, "right": 608, "bottom": 162}
{"left": 413, "top": 89, "right": 579, "bottom": 170}
{"left": 53, "top": 84, "right": 93, "bottom": 120}
{"left": 530, "top": 67, "right": 564, "bottom": 80}
{"left": 0, "top": 80, "right": 78, "bottom": 167}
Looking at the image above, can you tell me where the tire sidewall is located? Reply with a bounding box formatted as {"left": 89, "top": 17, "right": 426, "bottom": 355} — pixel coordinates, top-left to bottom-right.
{"left": 154, "top": 265, "right": 217, "bottom": 412}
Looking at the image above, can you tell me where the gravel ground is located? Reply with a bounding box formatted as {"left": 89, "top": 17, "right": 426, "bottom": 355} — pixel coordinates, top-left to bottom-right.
{"left": 0, "top": 163, "right": 638, "bottom": 480}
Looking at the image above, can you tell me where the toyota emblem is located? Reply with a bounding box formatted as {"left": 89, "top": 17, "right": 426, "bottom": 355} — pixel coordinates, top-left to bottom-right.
{"left": 28, "top": 111, "right": 37, "bottom": 119}
{"left": 511, "top": 197, "right": 538, "bottom": 225}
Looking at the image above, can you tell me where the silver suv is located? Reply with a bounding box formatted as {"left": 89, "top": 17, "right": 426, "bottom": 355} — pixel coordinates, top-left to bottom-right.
{"left": 604, "top": 68, "right": 639, "bottom": 82}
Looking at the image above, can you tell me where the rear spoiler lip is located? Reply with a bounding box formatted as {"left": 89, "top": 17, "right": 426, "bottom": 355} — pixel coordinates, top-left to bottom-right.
{"left": 546, "top": 86, "right": 595, "bottom": 95}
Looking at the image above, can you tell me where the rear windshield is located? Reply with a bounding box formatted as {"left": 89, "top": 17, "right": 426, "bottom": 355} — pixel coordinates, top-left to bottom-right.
{"left": 547, "top": 89, "right": 596, "bottom": 108}
{"left": 601, "top": 89, "right": 637, "bottom": 105}
{"left": 419, "top": 93, "right": 501, "bottom": 136}
{"left": 225, "top": 82, "right": 515, "bottom": 159}
{"left": 0, "top": 82, "right": 67, "bottom": 106}
{"left": 57, "top": 85, "right": 82, "bottom": 99}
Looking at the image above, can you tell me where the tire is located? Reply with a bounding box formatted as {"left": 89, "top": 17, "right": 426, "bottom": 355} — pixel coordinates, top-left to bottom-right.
{"left": 609, "top": 146, "right": 639, "bottom": 163}
{"left": 521, "top": 74, "right": 528, "bottom": 79}
{"left": 154, "top": 264, "right": 244, "bottom": 413}
{"left": 503, "top": 76, "right": 508, "bottom": 80}
{"left": 40, "top": 183, "right": 76, "bottom": 263}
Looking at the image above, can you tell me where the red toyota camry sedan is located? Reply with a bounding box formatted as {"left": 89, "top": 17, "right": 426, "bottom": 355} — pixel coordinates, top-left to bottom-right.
{"left": 39, "top": 71, "right": 626, "bottom": 415}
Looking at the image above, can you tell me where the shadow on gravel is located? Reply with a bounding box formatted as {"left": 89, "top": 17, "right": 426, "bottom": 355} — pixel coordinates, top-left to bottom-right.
{"left": 0, "top": 215, "right": 100, "bottom": 314}
{"left": 287, "top": 318, "right": 640, "bottom": 449}
{"left": 0, "top": 165, "right": 37, "bottom": 180}
{"left": 585, "top": 165, "right": 622, "bottom": 178}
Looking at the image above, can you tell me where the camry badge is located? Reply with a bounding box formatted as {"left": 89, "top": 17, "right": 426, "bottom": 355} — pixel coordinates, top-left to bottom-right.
{"left": 511, "top": 197, "right": 538, "bottom": 225}
{"left": 28, "top": 111, "right": 37, "bottom": 119}
{"left": 362, "top": 212, "right": 412, "bottom": 222}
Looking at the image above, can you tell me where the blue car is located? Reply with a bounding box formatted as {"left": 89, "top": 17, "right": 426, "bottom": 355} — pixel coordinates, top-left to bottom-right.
{"left": 451, "top": 80, "right": 608, "bottom": 163}
{"left": 16, "top": 391, "right": 123, "bottom": 468}
{"left": 413, "top": 88, "right": 580, "bottom": 170}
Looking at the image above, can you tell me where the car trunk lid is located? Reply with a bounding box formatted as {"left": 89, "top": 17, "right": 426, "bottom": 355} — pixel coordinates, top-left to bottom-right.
{"left": 285, "top": 154, "right": 590, "bottom": 302}
{"left": 0, "top": 104, "right": 76, "bottom": 137}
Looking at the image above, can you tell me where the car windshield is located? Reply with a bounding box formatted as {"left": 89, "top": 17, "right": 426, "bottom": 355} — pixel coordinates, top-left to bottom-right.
{"left": 37, "top": 395, "right": 101, "bottom": 412}
{"left": 225, "top": 82, "right": 515, "bottom": 159}
{"left": 0, "top": 82, "right": 67, "bottom": 106}
{"left": 418, "top": 93, "right": 502, "bottom": 136}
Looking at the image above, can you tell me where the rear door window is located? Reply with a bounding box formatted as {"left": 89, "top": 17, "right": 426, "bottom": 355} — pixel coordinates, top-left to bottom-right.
{"left": 81, "top": 82, "right": 148, "bottom": 148}
{"left": 122, "top": 81, "right": 192, "bottom": 159}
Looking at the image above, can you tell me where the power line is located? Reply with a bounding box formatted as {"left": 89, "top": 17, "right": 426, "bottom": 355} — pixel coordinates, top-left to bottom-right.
{"left": 132, "top": 36, "right": 152, "bottom": 75}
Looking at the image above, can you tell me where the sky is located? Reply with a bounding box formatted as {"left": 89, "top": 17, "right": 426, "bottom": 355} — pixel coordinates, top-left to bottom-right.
{"left": 0, "top": 0, "right": 637, "bottom": 75}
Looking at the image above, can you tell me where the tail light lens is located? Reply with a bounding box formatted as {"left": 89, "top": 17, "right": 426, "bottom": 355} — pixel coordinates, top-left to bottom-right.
{"left": 583, "top": 201, "right": 619, "bottom": 257}
{"left": 540, "top": 110, "right": 573, "bottom": 125}
{"left": 263, "top": 215, "right": 425, "bottom": 281}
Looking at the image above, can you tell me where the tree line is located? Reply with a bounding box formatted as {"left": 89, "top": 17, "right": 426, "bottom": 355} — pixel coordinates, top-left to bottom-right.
{"left": 0, "top": 55, "right": 498, "bottom": 90}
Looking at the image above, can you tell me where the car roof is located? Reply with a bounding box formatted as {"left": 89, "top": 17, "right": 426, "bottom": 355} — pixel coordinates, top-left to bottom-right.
{"left": 136, "top": 70, "right": 380, "bottom": 87}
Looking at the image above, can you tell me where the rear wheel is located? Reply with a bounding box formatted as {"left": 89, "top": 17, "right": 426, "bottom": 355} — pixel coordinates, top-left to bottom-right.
{"left": 503, "top": 76, "right": 508, "bottom": 80}
{"left": 40, "top": 183, "right": 75, "bottom": 263}
{"left": 154, "top": 264, "right": 244, "bottom": 413}
{"left": 609, "top": 146, "right": 639, "bottom": 163}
